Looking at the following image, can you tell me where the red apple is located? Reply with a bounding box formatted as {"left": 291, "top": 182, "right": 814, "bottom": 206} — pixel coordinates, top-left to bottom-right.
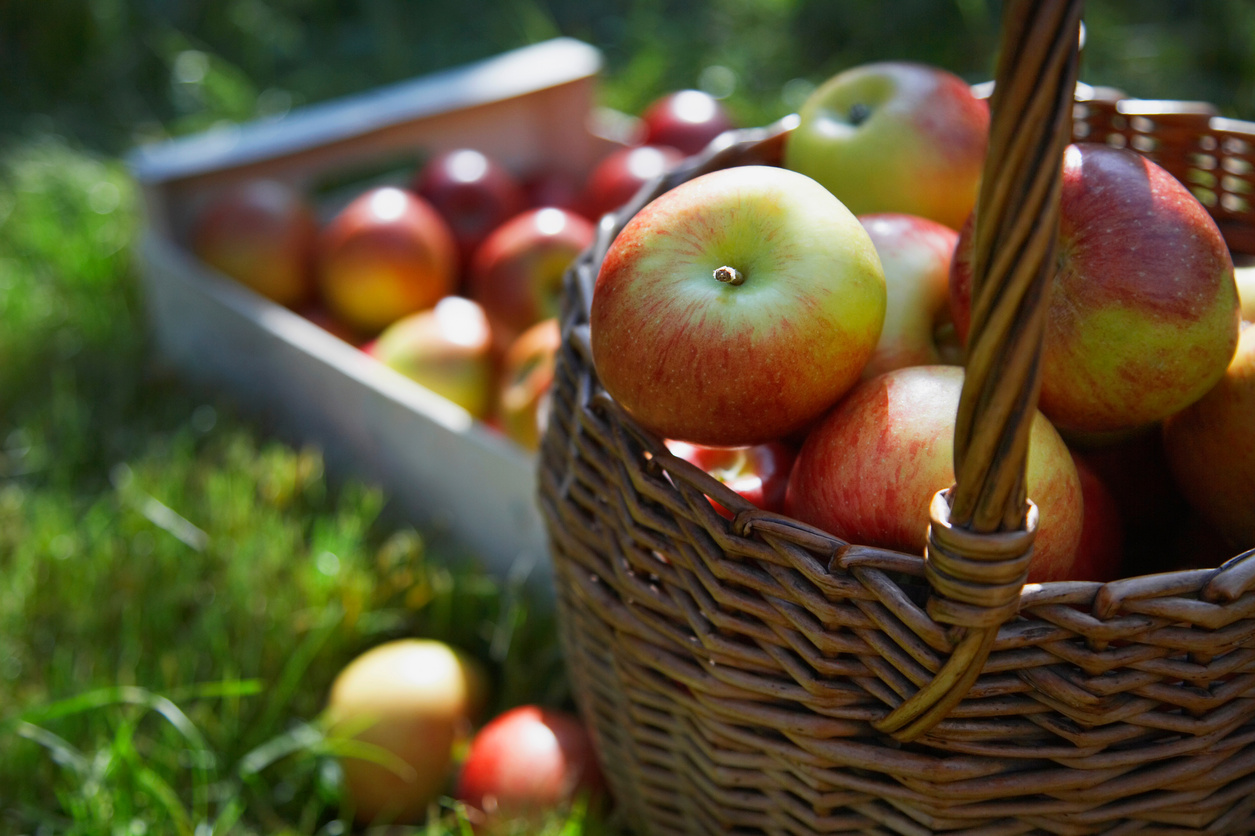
{"left": 1162, "top": 322, "right": 1255, "bottom": 551}
{"left": 784, "top": 62, "right": 990, "bottom": 230}
{"left": 1067, "top": 453, "right": 1125, "bottom": 582}
{"left": 317, "top": 186, "right": 458, "bottom": 334}
{"left": 581, "top": 144, "right": 685, "bottom": 221}
{"left": 466, "top": 207, "right": 595, "bottom": 352}
{"left": 590, "top": 164, "right": 886, "bottom": 447}
{"left": 521, "top": 168, "right": 586, "bottom": 215}
{"left": 454, "top": 705, "right": 603, "bottom": 825}
{"left": 190, "top": 178, "right": 317, "bottom": 307}
{"left": 951, "top": 143, "right": 1241, "bottom": 436}
{"left": 498, "top": 318, "right": 560, "bottom": 452}
{"left": 366, "top": 296, "right": 497, "bottom": 420}
{"left": 640, "top": 89, "right": 737, "bottom": 156}
{"left": 412, "top": 148, "right": 526, "bottom": 266}
{"left": 326, "top": 639, "right": 489, "bottom": 824}
{"left": 784, "top": 365, "right": 1083, "bottom": 584}
{"left": 664, "top": 439, "right": 796, "bottom": 519}
{"left": 858, "top": 212, "right": 961, "bottom": 378}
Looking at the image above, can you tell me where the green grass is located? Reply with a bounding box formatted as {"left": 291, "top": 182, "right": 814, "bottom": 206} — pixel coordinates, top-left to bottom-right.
{"left": 0, "top": 136, "right": 597, "bottom": 835}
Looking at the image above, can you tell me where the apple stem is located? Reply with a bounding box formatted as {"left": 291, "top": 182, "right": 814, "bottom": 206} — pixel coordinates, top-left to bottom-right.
{"left": 714, "top": 266, "right": 745, "bottom": 286}
{"left": 848, "top": 102, "right": 871, "bottom": 126}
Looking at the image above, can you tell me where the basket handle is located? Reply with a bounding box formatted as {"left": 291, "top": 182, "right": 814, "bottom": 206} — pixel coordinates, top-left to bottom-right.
{"left": 872, "top": 0, "right": 1083, "bottom": 742}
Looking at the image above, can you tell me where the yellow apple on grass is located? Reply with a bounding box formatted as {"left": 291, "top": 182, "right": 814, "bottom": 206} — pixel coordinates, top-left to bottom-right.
{"left": 590, "top": 164, "right": 886, "bottom": 447}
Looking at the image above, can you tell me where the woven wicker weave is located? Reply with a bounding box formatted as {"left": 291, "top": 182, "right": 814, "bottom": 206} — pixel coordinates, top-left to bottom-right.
{"left": 538, "top": 1, "right": 1255, "bottom": 832}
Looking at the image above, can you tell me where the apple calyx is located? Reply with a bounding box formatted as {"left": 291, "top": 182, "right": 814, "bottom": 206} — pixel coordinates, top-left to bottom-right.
{"left": 847, "top": 102, "right": 872, "bottom": 126}
{"left": 714, "top": 265, "right": 745, "bottom": 286}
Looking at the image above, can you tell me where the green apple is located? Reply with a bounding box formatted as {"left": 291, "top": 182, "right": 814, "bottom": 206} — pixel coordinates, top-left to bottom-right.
{"left": 590, "top": 164, "right": 886, "bottom": 447}
{"left": 784, "top": 62, "right": 990, "bottom": 230}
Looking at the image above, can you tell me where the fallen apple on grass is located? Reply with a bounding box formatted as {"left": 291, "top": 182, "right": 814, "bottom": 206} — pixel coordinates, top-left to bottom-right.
{"left": 664, "top": 439, "right": 796, "bottom": 519}
{"left": 785, "top": 61, "right": 990, "bottom": 230}
{"left": 951, "top": 142, "right": 1242, "bottom": 437}
{"left": 784, "top": 365, "right": 1084, "bottom": 583}
{"left": 454, "top": 705, "right": 604, "bottom": 828}
{"left": 412, "top": 148, "right": 526, "bottom": 267}
{"left": 858, "top": 212, "right": 961, "bottom": 378}
{"left": 317, "top": 186, "right": 458, "bottom": 334}
{"left": 590, "top": 164, "right": 886, "bottom": 447}
{"left": 190, "top": 178, "right": 318, "bottom": 307}
{"left": 639, "top": 88, "right": 737, "bottom": 156}
{"left": 325, "top": 639, "right": 488, "bottom": 825}
{"left": 365, "top": 296, "right": 497, "bottom": 420}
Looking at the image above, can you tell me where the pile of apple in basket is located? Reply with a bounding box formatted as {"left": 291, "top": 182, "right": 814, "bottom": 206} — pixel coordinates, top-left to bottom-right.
{"left": 192, "top": 61, "right": 1255, "bottom": 585}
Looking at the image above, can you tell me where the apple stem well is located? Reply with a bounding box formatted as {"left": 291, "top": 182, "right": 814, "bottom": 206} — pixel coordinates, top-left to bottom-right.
{"left": 714, "top": 265, "right": 745, "bottom": 286}
{"left": 847, "top": 103, "right": 872, "bottom": 126}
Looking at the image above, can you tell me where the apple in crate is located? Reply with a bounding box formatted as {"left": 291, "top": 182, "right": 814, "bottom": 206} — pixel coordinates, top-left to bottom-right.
{"left": 190, "top": 178, "right": 318, "bottom": 307}
{"left": 317, "top": 186, "right": 457, "bottom": 334}
{"left": 498, "top": 318, "right": 560, "bottom": 452}
{"left": 366, "top": 296, "right": 497, "bottom": 420}
{"left": 640, "top": 89, "right": 737, "bottom": 156}
{"left": 664, "top": 439, "right": 796, "bottom": 519}
{"left": 785, "top": 62, "right": 990, "bottom": 230}
{"left": 467, "top": 206, "right": 595, "bottom": 351}
{"left": 858, "top": 212, "right": 961, "bottom": 378}
{"left": 591, "top": 165, "right": 886, "bottom": 447}
{"left": 582, "top": 144, "right": 685, "bottom": 221}
{"left": 326, "top": 639, "right": 488, "bottom": 824}
{"left": 1162, "top": 323, "right": 1255, "bottom": 551}
{"left": 454, "top": 705, "right": 603, "bottom": 825}
{"left": 784, "top": 365, "right": 1084, "bottom": 583}
{"left": 951, "top": 143, "right": 1242, "bottom": 436}
{"left": 412, "top": 148, "right": 526, "bottom": 266}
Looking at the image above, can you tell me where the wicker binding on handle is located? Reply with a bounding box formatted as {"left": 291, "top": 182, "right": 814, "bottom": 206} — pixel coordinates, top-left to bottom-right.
{"left": 539, "top": 0, "right": 1255, "bottom": 831}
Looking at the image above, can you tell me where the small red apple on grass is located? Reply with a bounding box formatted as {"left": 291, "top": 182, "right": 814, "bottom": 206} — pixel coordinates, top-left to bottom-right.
{"left": 640, "top": 89, "right": 737, "bottom": 156}
{"left": 664, "top": 439, "right": 796, "bottom": 519}
{"left": 191, "top": 178, "right": 318, "bottom": 307}
{"left": 317, "top": 186, "right": 457, "bottom": 334}
{"left": 1162, "top": 322, "right": 1255, "bottom": 551}
{"left": 498, "top": 318, "right": 561, "bottom": 452}
{"left": 365, "top": 296, "right": 497, "bottom": 420}
{"left": 581, "top": 144, "right": 684, "bottom": 221}
{"left": 325, "top": 639, "right": 489, "bottom": 825}
{"left": 784, "top": 62, "right": 990, "bottom": 230}
{"left": 412, "top": 148, "right": 526, "bottom": 267}
{"left": 858, "top": 212, "right": 961, "bottom": 378}
{"left": 467, "top": 206, "right": 595, "bottom": 353}
{"left": 454, "top": 705, "right": 604, "bottom": 827}
{"left": 784, "top": 365, "right": 1083, "bottom": 583}
{"left": 950, "top": 142, "right": 1241, "bottom": 437}
{"left": 590, "top": 164, "right": 886, "bottom": 447}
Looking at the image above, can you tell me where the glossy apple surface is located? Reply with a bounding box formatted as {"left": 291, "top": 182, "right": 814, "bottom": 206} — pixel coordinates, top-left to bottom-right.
{"left": 640, "top": 89, "right": 736, "bottom": 156}
{"left": 858, "top": 212, "right": 960, "bottom": 378}
{"left": 785, "top": 62, "right": 989, "bottom": 230}
{"left": 498, "top": 318, "right": 560, "bottom": 452}
{"left": 664, "top": 439, "right": 796, "bottom": 519}
{"left": 412, "top": 148, "right": 526, "bottom": 266}
{"left": 454, "top": 705, "right": 603, "bottom": 824}
{"left": 591, "top": 164, "right": 886, "bottom": 447}
{"left": 366, "top": 296, "right": 496, "bottom": 419}
{"left": 191, "top": 178, "right": 317, "bottom": 307}
{"left": 951, "top": 143, "right": 1241, "bottom": 436}
{"left": 467, "top": 207, "right": 595, "bottom": 351}
{"left": 326, "top": 639, "right": 488, "bottom": 824}
{"left": 784, "top": 365, "right": 1083, "bottom": 583}
{"left": 317, "top": 186, "right": 457, "bottom": 334}
{"left": 581, "top": 144, "right": 685, "bottom": 221}
{"left": 1162, "top": 323, "right": 1255, "bottom": 551}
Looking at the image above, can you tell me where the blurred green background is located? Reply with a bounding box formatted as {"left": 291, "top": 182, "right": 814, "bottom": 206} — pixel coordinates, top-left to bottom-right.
{"left": 2, "top": 1, "right": 1254, "bottom": 834}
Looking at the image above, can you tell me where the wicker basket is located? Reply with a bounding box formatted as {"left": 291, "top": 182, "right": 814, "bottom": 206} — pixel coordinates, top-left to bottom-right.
{"left": 538, "top": 1, "right": 1255, "bottom": 832}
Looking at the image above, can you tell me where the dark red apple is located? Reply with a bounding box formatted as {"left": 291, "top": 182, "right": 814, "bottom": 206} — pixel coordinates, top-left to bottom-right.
{"left": 191, "top": 178, "right": 318, "bottom": 307}
{"left": 412, "top": 148, "right": 526, "bottom": 267}
{"left": 1067, "top": 453, "right": 1125, "bottom": 583}
{"left": 454, "top": 705, "right": 604, "bottom": 825}
{"left": 581, "top": 144, "right": 684, "bottom": 221}
{"left": 664, "top": 439, "right": 796, "bottom": 519}
{"left": 317, "top": 186, "right": 458, "bottom": 334}
{"left": 467, "top": 207, "right": 594, "bottom": 352}
{"left": 640, "top": 89, "right": 736, "bottom": 156}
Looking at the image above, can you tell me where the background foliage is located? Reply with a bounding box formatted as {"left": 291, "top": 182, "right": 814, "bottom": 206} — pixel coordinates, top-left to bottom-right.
{"left": 2, "top": 1, "right": 1254, "bottom": 834}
